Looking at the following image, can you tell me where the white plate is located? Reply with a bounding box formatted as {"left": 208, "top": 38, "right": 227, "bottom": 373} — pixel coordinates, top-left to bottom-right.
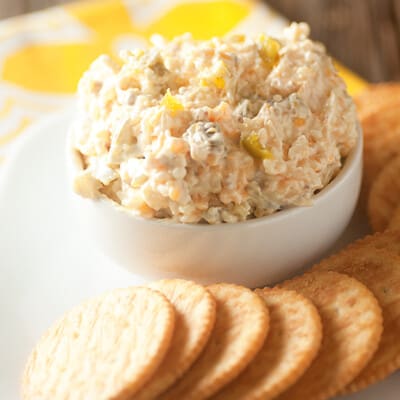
{"left": 0, "top": 109, "right": 398, "bottom": 399}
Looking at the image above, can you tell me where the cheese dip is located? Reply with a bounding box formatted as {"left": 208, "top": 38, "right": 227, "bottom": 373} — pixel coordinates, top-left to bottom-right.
{"left": 71, "top": 23, "right": 358, "bottom": 224}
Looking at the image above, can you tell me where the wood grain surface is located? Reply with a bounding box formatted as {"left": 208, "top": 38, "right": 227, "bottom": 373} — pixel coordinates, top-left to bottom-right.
{"left": 0, "top": 0, "right": 399, "bottom": 82}
{"left": 268, "top": 0, "right": 400, "bottom": 82}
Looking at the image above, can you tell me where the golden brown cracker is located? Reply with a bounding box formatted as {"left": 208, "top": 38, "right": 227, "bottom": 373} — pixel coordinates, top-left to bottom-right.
{"left": 355, "top": 83, "right": 400, "bottom": 120}
{"left": 211, "top": 288, "right": 322, "bottom": 400}
{"left": 22, "top": 287, "right": 175, "bottom": 400}
{"left": 159, "top": 283, "right": 269, "bottom": 400}
{"left": 388, "top": 205, "right": 400, "bottom": 230}
{"left": 135, "top": 280, "right": 216, "bottom": 400}
{"left": 312, "top": 228, "right": 400, "bottom": 279}
{"left": 315, "top": 230, "right": 400, "bottom": 267}
{"left": 314, "top": 247, "right": 400, "bottom": 392}
{"left": 361, "top": 98, "right": 400, "bottom": 194}
{"left": 275, "top": 271, "right": 383, "bottom": 400}
{"left": 323, "top": 229, "right": 400, "bottom": 259}
{"left": 360, "top": 229, "right": 400, "bottom": 256}
{"left": 368, "top": 155, "right": 400, "bottom": 232}
{"left": 347, "top": 229, "right": 400, "bottom": 254}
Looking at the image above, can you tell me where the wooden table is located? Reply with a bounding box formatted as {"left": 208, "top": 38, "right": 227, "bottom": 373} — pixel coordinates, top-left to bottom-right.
{"left": 268, "top": 0, "right": 400, "bottom": 82}
{"left": 1, "top": 0, "right": 399, "bottom": 82}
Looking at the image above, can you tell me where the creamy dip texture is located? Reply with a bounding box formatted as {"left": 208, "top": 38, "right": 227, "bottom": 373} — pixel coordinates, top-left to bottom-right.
{"left": 71, "top": 23, "right": 358, "bottom": 224}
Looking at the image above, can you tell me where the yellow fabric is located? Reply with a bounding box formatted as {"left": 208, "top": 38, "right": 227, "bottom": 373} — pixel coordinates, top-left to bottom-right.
{"left": 0, "top": 0, "right": 366, "bottom": 163}
{"left": 334, "top": 61, "right": 367, "bottom": 96}
{"left": 3, "top": 0, "right": 251, "bottom": 93}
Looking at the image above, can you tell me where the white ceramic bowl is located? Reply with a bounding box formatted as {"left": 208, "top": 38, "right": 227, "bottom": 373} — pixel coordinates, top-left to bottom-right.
{"left": 68, "top": 131, "right": 362, "bottom": 288}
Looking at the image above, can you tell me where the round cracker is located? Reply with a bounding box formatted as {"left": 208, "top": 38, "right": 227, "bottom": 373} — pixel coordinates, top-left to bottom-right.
{"left": 368, "top": 155, "right": 400, "bottom": 232}
{"left": 343, "top": 229, "right": 400, "bottom": 253}
{"left": 320, "top": 229, "right": 400, "bottom": 259}
{"left": 358, "top": 229, "right": 400, "bottom": 256}
{"left": 135, "top": 280, "right": 216, "bottom": 400}
{"left": 159, "top": 283, "right": 269, "bottom": 400}
{"left": 212, "top": 288, "right": 322, "bottom": 400}
{"left": 388, "top": 205, "right": 400, "bottom": 230}
{"left": 314, "top": 230, "right": 400, "bottom": 271}
{"left": 314, "top": 247, "right": 400, "bottom": 393}
{"left": 361, "top": 98, "right": 400, "bottom": 195}
{"left": 275, "top": 271, "right": 383, "bottom": 400}
{"left": 22, "top": 287, "right": 175, "bottom": 400}
{"left": 355, "top": 83, "right": 400, "bottom": 120}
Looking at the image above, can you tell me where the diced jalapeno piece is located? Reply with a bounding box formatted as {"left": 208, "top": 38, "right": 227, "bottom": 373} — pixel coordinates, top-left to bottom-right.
{"left": 241, "top": 132, "right": 273, "bottom": 160}
{"left": 213, "top": 76, "right": 225, "bottom": 89}
{"left": 258, "top": 35, "right": 281, "bottom": 69}
{"left": 161, "top": 89, "right": 184, "bottom": 115}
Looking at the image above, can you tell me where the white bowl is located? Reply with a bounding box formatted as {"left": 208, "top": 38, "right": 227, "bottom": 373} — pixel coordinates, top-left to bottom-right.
{"left": 68, "top": 130, "right": 362, "bottom": 288}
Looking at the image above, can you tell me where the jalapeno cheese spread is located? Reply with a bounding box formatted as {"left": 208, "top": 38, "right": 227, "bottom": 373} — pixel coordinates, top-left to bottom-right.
{"left": 71, "top": 23, "right": 358, "bottom": 224}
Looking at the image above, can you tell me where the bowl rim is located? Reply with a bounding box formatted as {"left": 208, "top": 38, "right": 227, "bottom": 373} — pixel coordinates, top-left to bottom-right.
{"left": 69, "top": 126, "right": 363, "bottom": 231}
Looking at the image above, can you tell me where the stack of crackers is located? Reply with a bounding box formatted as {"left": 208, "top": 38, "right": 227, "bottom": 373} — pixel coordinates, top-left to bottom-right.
{"left": 22, "top": 84, "right": 400, "bottom": 400}
{"left": 22, "top": 233, "right": 400, "bottom": 400}
{"left": 355, "top": 83, "right": 400, "bottom": 231}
